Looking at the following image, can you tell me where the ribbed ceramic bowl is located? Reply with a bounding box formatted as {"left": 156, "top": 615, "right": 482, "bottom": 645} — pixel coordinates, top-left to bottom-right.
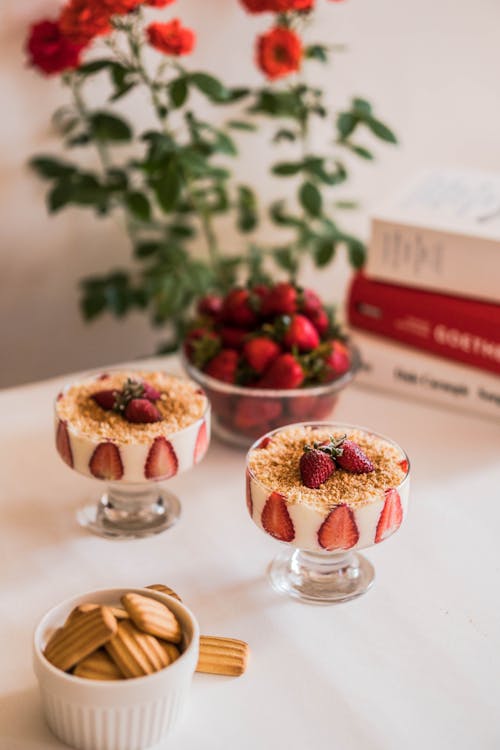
{"left": 33, "top": 588, "right": 200, "bottom": 750}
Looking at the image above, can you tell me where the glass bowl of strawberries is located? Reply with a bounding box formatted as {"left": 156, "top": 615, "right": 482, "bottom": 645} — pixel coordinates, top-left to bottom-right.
{"left": 181, "top": 282, "right": 359, "bottom": 448}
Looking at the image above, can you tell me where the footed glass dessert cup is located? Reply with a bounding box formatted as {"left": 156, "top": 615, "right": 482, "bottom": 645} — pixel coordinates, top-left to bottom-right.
{"left": 55, "top": 368, "right": 210, "bottom": 539}
{"left": 245, "top": 422, "right": 410, "bottom": 605}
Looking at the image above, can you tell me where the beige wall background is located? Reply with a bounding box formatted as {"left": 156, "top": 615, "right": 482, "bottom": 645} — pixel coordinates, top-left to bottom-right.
{"left": 1, "top": 0, "right": 499, "bottom": 388}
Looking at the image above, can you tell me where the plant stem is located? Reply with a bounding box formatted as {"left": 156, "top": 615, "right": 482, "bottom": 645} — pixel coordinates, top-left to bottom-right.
{"left": 69, "top": 74, "right": 111, "bottom": 172}
{"left": 124, "top": 20, "right": 221, "bottom": 271}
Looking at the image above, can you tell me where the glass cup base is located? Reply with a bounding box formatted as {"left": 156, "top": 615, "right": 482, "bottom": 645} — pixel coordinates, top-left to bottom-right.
{"left": 76, "top": 484, "right": 181, "bottom": 540}
{"left": 267, "top": 547, "right": 375, "bottom": 605}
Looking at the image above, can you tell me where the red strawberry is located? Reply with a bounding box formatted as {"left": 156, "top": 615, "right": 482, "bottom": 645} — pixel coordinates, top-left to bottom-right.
{"left": 243, "top": 337, "right": 281, "bottom": 374}
{"left": 318, "top": 505, "right": 359, "bottom": 550}
{"left": 246, "top": 469, "right": 253, "bottom": 516}
{"left": 299, "top": 288, "right": 323, "bottom": 317}
{"left": 142, "top": 382, "right": 161, "bottom": 401}
{"left": 56, "top": 420, "right": 73, "bottom": 468}
{"left": 307, "top": 308, "right": 329, "bottom": 337}
{"left": 261, "top": 282, "right": 297, "bottom": 317}
{"left": 194, "top": 420, "right": 209, "bottom": 463}
{"left": 97, "top": 373, "right": 110, "bottom": 380}
{"left": 250, "top": 284, "right": 271, "bottom": 312}
{"left": 184, "top": 328, "right": 221, "bottom": 367}
{"left": 300, "top": 447, "right": 336, "bottom": 488}
{"left": 283, "top": 314, "right": 320, "bottom": 352}
{"left": 258, "top": 436, "right": 272, "bottom": 449}
{"left": 92, "top": 389, "right": 118, "bottom": 411}
{"left": 197, "top": 294, "right": 223, "bottom": 319}
{"left": 375, "top": 488, "right": 403, "bottom": 543}
{"left": 89, "top": 442, "right": 123, "bottom": 480}
{"left": 124, "top": 398, "right": 162, "bottom": 423}
{"left": 258, "top": 353, "right": 304, "bottom": 389}
{"left": 336, "top": 440, "right": 374, "bottom": 473}
{"left": 205, "top": 349, "right": 239, "bottom": 384}
{"left": 234, "top": 396, "right": 282, "bottom": 430}
{"left": 261, "top": 492, "right": 295, "bottom": 542}
{"left": 323, "top": 340, "right": 351, "bottom": 381}
{"left": 145, "top": 437, "right": 178, "bottom": 480}
{"left": 399, "top": 459, "right": 409, "bottom": 474}
{"left": 220, "top": 326, "right": 250, "bottom": 350}
{"left": 221, "top": 289, "right": 258, "bottom": 328}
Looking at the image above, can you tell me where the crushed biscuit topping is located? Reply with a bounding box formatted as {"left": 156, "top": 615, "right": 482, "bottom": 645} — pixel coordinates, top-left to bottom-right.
{"left": 56, "top": 370, "right": 207, "bottom": 444}
{"left": 248, "top": 425, "right": 407, "bottom": 512}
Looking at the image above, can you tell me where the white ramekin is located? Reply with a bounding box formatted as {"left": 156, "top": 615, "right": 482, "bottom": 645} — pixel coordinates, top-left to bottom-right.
{"left": 33, "top": 588, "right": 200, "bottom": 750}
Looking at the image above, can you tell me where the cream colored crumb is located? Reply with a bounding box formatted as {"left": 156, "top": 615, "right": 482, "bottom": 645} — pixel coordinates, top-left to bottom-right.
{"left": 56, "top": 370, "right": 206, "bottom": 444}
{"left": 248, "top": 425, "right": 407, "bottom": 512}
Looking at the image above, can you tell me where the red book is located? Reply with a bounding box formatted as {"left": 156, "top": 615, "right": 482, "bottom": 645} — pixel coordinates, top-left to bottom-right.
{"left": 347, "top": 273, "right": 500, "bottom": 376}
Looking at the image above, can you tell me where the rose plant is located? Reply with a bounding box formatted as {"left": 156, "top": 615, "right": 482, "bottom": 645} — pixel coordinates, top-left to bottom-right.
{"left": 26, "top": 0, "right": 397, "bottom": 351}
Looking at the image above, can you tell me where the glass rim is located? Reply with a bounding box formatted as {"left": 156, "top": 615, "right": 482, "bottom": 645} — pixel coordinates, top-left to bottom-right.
{"left": 245, "top": 420, "right": 411, "bottom": 493}
{"left": 181, "top": 342, "right": 361, "bottom": 398}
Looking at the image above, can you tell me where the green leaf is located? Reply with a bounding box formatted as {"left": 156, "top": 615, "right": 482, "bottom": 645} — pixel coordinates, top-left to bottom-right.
{"left": 227, "top": 120, "right": 257, "bottom": 131}
{"left": 269, "top": 200, "right": 304, "bottom": 228}
{"left": 274, "top": 247, "right": 298, "bottom": 274}
{"left": 344, "top": 236, "right": 366, "bottom": 268}
{"left": 348, "top": 144, "right": 374, "bottom": 160}
{"left": 337, "top": 112, "right": 357, "bottom": 140}
{"left": 169, "top": 77, "right": 188, "bottom": 108}
{"left": 213, "top": 131, "right": 237, "bottom": 156}
{"left": 30, "top": 156, "right": 75, "bottom": 179}
{"left": 334, "top": 200, "right": 359, "bottom": 210}
{"left": 190, "top": 73, "right": 230, "bottom": 102}
{"left": 366, "top": 116, "right": 398, "bottom": 144}
{"left": 78, "top": 59, "right": 114, "bottom": 75}
{"left": 134, "top": 242, "right": 161, "bottom": 258}
{"left": 80, "top": 289, "right": 107, "bottom": 320}
{"left": 109, "top": 81, "right": 136, "bottom": 102}
{"left": 352, "top": 97, "right": 372, "bottom": 117}
{"left": 48, "top": 182, "right": 70, "bottom": 213}
{"left": 125, "top": 191, "right": 151, "bottom": 221}
{"left": 168, "top": 223, "right": 195, "bottom": 238}
{"left": 106, "top": 168, "right": 128, "bottom": 191}
{"left": 90, "top": 111, "right": 132, "bottom": 142}
{"left": 273, "top": 128, "right": 297, "bottom": 143}
{"left": 154, "top": 162, "right": 181, "bottom": 212}
{"left": 299, "top": 181, "right": 322, "bottom": 217}
{"left": 314, "top": 239, "right": 336, "bottom": 267}
{"left": 237, "top": 185, "right": 258, "bottom": 233}
{"left": 272, "top": 161, "right": 304, "bottom": 176}
{"left": 305, "top": 44, "right": 328, "bottom": 62}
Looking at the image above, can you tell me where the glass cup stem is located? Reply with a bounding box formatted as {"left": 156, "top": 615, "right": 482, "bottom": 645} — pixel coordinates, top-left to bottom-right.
{"left": 268, "top": 547, "right": 375, "bottom": 605}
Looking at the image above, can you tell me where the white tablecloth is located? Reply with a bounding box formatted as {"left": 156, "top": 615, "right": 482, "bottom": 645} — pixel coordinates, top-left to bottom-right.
{"left": 0, "top": 357, "right": 498, "bottom": 750}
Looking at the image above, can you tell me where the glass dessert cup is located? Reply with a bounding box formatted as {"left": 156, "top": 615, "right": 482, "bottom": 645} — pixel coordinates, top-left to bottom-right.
{"left": 245, "top": 422, "right": 410, "bottom": 605}
{"left": 182, "top": 345, "right": 360, "bottom": 449}
{"left": 54, "top": 369, "right": 210, "bottom": 540}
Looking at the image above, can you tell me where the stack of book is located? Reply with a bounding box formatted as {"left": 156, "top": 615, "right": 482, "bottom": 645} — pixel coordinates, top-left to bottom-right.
{"left": 347, "top": 169, "right": 500, "bottom": 421}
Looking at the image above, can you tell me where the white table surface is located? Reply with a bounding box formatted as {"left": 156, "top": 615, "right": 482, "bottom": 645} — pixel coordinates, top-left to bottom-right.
{"left": 0, "top": 356, "right": 499, "bottom": 750}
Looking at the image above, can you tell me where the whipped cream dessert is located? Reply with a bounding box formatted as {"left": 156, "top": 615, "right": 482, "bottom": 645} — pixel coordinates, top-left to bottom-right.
{"left": 55, "top": 371, "right": 210, "bottom": 483}
{"left": 246, "top": 424, "right": 409, "bottom": 552}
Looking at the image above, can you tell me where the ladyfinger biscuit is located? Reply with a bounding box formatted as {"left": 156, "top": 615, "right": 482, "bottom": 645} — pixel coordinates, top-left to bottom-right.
{"left": 196, "top": 636, "right": 249, "bottom": 677}
{"left": 44, "top": 606, "right": 117, "bottom": 672}
{"left": 122, "top": 593, "right": 182, "bottom": 644}
{"left": 65, "top": 603, "right": 129, "bottom": 625}
{"left": 105, "top": 620, "right": 168, "bottom": 678}
{"left": 146, "top": 584, "right": 182, "bottom": 602}
{"left": 73, "top": 649, "right": 123, "bottom": 681}
{"left": 160, "top": 641, "right": 181, "bottom": 664}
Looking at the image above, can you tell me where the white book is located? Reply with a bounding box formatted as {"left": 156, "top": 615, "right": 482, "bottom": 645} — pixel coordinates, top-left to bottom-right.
{"left": 351, "top": 329, "right": 500, "bottom": 423}
{"left": 366, "top": 169, "right": 500, "bottom": 303}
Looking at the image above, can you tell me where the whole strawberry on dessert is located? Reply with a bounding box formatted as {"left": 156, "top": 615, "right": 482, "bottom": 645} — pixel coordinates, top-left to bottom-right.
{"left": 182, "top": 282, "right": 357, "bottom": 444}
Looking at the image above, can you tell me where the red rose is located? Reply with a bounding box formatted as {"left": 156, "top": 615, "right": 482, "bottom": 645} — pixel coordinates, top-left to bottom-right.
{"left": 240, "top": 0, "right": 273, "bottom": 12}
{"left": 59, "top": 0, "right": 112, "bottom": 45}
{"left": 25, "top": 19, "right": 85, "bottom": 75}
{"left": 257, "top": 26, "right": 302, "bottom": 80}
{"left": 144, "top": 0, "right": 176, "bottom": 6}
{"left": 146, "top": 19, "right": 195, "bottom": 56}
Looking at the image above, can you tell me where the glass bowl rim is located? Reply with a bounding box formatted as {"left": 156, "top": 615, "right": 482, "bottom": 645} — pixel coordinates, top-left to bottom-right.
{"left": 54, "top": 365, "right": 211, "bottom": 442}
{"left": 245, "top": 420, "right": 411, "bottom": 494}
{"left": 181, "top": 342, "right": 360, "bottom": 398}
